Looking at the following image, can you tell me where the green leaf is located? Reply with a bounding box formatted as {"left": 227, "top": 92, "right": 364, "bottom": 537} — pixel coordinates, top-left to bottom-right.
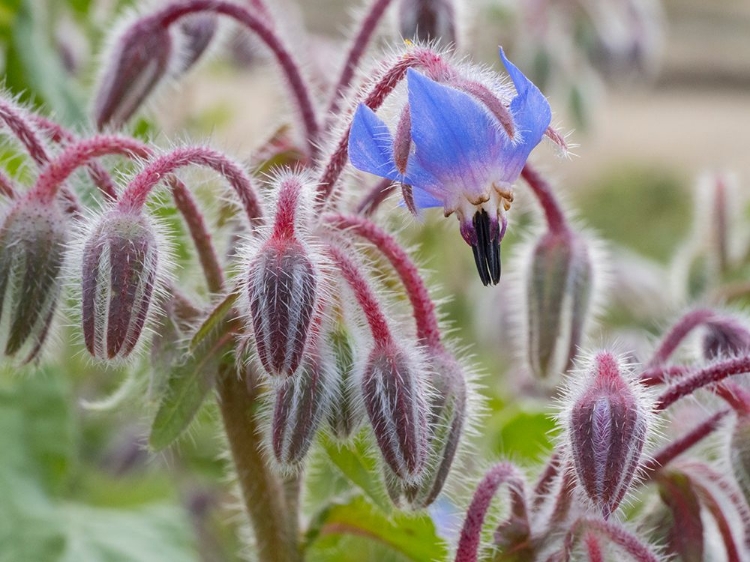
{"left": 490, "top": 407, "right": 557, "bottom": 461}
{"left": 320, "top": 434, "right": 391, "bottom": 513}
{"left": 305, "top": 495, "right": 447, "bottom": 562}
{"left": 149, "top": 302, "right": 239, "bottom": 450}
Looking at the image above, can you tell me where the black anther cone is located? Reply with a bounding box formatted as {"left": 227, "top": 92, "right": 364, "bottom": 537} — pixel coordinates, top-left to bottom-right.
{"left": 471, "top": 209, "right": 501, "bottom": 286}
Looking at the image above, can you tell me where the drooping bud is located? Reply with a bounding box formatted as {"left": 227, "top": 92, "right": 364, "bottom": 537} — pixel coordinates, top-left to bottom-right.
{"left": 271, "top": 334, "right": 334, "bottom": 468}
{"left": 94, "top": 15, "right": 172, "bottom": 130}
{"left": 385, "top": 350, "right": 467, "bottom": 508}
{"left": 175, "top": 14, "right": 218, "bottom": 75}
{"left": 702, "top": 316, "right": 750, "bottom": 360}
{"left": 326, "top": 326, "right": 365, "bottom": 440}
{"left": 566, "top": 351, "right": 650, "bottom": 519}
{"left": 362, "top": 342, "right": 429, "bottom": 483}
{"left": 649, "top": 470, "right": 705, "bottom": 562}
{"left": 81, "top": 208, "right": 160, "bottom": 360}
{"left": 245, "top": 176, "right": 319, "bottom": 378}
{"left": 0, "top": 198, "right": 67, "bottom": 362}
{"left": 398, "top": 0, "right": 457, "bottom": 48}
{"left": 526, "top": 229, "right": 593, "bottom": 381}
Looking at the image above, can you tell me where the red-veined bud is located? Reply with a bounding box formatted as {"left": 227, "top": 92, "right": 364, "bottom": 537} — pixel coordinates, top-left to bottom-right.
{"left": 326, "top": 326, "right": 365, "bottom": 440}
{"left": 246, "top": 238, "right": 318, "bottom": 378}
{"left": 362, "top": 342, "right": 429, "bottom": 483}
{"left": 94, "top": 15, "right": 172, "bottom": 130}
{"left": 271, "top": 335, "right": 334, "bottom": 468}
{"left": 398, "top": 0, "right": 457, "bottom": 48}
{"left": 0, "top": 198, "right": 67, "bottom": 362}
{"left": 81, "top": 208, "right": 160, "bottom": 360}
{"left": 566, "top": 351, "right": 650, "bottom": 519}
{"left": 175, "top": 14, "right": 218, "bottom": 75}
{"left": 702, "top": 317, "right": 750, "bottom": 360}
{"left": 526, "top": 229, "right": 594, "bottom": 381}
{"left": 386, "top": 350, "right": 467, "bottom": 508}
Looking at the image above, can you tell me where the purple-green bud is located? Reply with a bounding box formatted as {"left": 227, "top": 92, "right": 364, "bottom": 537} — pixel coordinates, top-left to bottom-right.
{"left": 246, "top": 238, "right": 318, "bottom": 378}
{"left": 385, "top": 351, "right": 467, "bottom": 508}
{"left": 526, "top": 229, "right": 593, "bottom": 381}
{"left": 81, "top": 208, "right": 160, "bottom": 360}
{"left": 271, "top": 342, "right": 333, "bottom": 468}
{"left": 94, "top": 15, "right": 172, "bottom": 130}
{"left": 567, "top": 351, "right": 649, "bottom": 519}
{"left": 326, "top": 326, "right": 365, "bottom": 440}
{"left": 175, "top": 14, "right": 218, "bottom": 75}
{"left": 398, "top": 0, "right": 457, "bottom": 48}
{"left": 0, "top": 198, "right": 67, "bottom": 362}
{"left": 362, "top": 342, "right": 428, "bottom": 483}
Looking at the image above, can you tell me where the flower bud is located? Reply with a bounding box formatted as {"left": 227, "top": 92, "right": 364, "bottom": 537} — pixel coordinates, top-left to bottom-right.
{"left": 175, "top": 14, "right": 218, "bottom": 75}
{"left": 94, "top": 15, "right": 172, "bottom": 130}
{"left": 81, "top": 208, "right": 160, "bottom": 360}
{"left": 386, "top": 351, "right": 467, "bottom": 508}
{"left": 326, "top": 326, "right": 365, "bottom": 440}
{"left": 271, "top": 341, "right": 334, "bottom": 468}
{"left": 0, "top": 199, "right": 67, "bottom": 361}
{"left": 526, "top": 229, "right": 593, "bottom": 381}
{"left": 362, "top": 342, "right": 429, "bottom": 483}
{"left": 246, "top": 238, "right": 318, "bottom": 377}
{"left": 730, "top": 413, "right": 750, "bottom": 508}
{"left": 398, "top": 0, "right": 457, "bottom": 48}
{"left": 702, "top": 317, "right": 750, "bottom": 360}
{"left": 566, "top": 351, "right": 649, "bottom": 519}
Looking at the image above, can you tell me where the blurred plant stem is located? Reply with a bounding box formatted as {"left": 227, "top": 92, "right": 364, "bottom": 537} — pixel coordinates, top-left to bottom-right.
{"left": 217, "top": 365, "right": 301, "bottom": 562}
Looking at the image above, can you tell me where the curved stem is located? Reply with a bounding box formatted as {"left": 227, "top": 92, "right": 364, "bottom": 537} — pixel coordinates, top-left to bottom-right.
{"left": 455, "top": 462, "right": 526, "bottom": 562}
{"left": 572, "top": 518, "right": 660, "bottom": 562}
{"left": 155, "top": 0, "right": 318, "bottom": 158}
{"left": 325, "top": 0, "right": 397, "bottom": 121}
{"left": 647, "top": 307, "right": 716, "bottom": 368}
{"left": 217, "top": 367, "right": 300, "bottom": 562}
{"left": 326, "top": 244, "right": 392, "bottom": 346}
{"left": 325, "top": 213, "right": 441, "bottom": 348}
{"left": 356, "top": 178, "right": 396, "bottom": 216}
{"left": 0, "top": 169, "right": 17, "bottom": 198}
{"left": 656, "top": 355, "right": 750, "bottom": 410}
{"left": 520, "top": 164, "right": 568, "bottom": 234}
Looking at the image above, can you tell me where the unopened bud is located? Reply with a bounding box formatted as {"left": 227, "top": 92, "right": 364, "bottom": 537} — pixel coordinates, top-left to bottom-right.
{"left": 386, "top": 351, "right": 467, "bottom": 508}
{"left": 730, "top": 413, "right": 750, "bottom": 508}
{"left": 94, "top": 15, "right": 172, "bottom": 130}
{"left": 272, "top": 343, "right": 334, "bottom": 468}
{"left": 362, "top": 342, "right": 428, "bottom": 483}
{"left": 0, "top": 199, "right": 67, "bottom": 361}
{"left": 326, "top": 326, "right": 364, "bottom": 440}
{"left": 81, "top": 208, "right": 160, "bottom": 360}
{"left": 246, "top": 238, "right": 318, "bottom": 377}
{"left": 651, "top": 470, "right": 704, "bottom": 562}
{"left": 175, "top": 14, "right": 218, "bottom": 75}
{"left": 526, "top": 229, "right": 593, "bottom": 381}
{"left": 567, "top": 351, "right": 650, "bottom": 519}
{"left": 702, "top": 317, "right": 750, "bottom": 360}
{"left": 398, "top": 0, "right": 457, "bottom": 48}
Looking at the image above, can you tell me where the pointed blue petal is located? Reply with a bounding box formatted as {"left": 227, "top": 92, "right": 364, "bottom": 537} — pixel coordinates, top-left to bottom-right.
{"left": 498, "top": 48, "right": 552, "bottom": 179}
{"left": 410, "top": 186, "right": 443, "bottom": 208}
{"left": 406, "top": 69, "right": 500, "bottom": 201}
{"left": 348, "top": 104, "right": 401, "bottom": 182}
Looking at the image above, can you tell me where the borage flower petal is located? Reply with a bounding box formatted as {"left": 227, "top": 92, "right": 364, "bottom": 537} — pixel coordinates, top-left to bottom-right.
{"left": 348, "top": 49, "right": 552, "bottom": 285}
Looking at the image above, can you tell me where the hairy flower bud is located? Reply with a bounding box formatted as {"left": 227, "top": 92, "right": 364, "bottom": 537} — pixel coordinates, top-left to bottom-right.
{"left": 398, "top": 0, "right": 457, "bottom": 48}
{"left": 730, "top": 413, "right": 750, "bottom": 508}
{"left": 246, "top": 238, "right": 318, "bottom": 378}
{"left": 386, "top": 351, "right": 467, "bottom": 507}
{"left": 362, "top": 342, "right": 429, "bottom": 483}
{"left": 526, "top": 229, "right": 593, "bottom": 381}
{"left": 0, "top": 199, "right": 67, "bottom": 361}
{"left": 81, "top": 208, "right": 160, "bottom": 360}
{"left": 566, "top": 351, "right": 649, "bottom": 519}
{"left": 702, "top": 317, "right": 750, "bottom": 360}
{"left": 94, "top": 15, "right": 172, "bottom": 130}
{"left": 326, "top": 326, "right": 364, "bottom": 440}
{"left": 175, "top": 14, "right": 218, "bottom": 75}
{"left": 271, "top": 341, "right": 334, "bottom": 468}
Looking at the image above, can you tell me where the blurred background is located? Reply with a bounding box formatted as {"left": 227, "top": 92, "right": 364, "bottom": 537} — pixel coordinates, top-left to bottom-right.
{"left": 1, "top": 0, "right": 749, "bottom": 560}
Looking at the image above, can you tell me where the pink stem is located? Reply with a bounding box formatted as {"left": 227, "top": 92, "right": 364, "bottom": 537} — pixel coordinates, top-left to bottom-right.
{"left": 118, "top": 146, "right": 263, "bottom": 226}
{"left": 520, "top": 164, "right": 568, "bottom": 234}
{"left": 155, "top": 0, "right": 318, "bottom": 158}
{"left": 316, "top": 47, "right": 450, "bottom": 205}
{"left": 715, "top": 382, "right": 750, "bottom": 414}
{"left": 0, "top": 169, "right": 17, "bottom": 198}
{"left": 584, "top": 532, "right": 605, "bottom": 562}
{"left": 642, "top": 409, "right": 731, "bottom": 475}
{"left": 656, "top": 355, "right": 750, "bottom": 411}
{"left": 454, "top": 462, "right": 525, "bottom": 562}
{"left": 647, "top": 308, "right": 716, "bottom": 368}
{"left": 532, "top": 451, "right": 561, "bottom": 511}
{"left": 325, "top": 0, "right": 397, "bottom": 121}
{"left": 326, "top": 244, "right": 392, "bottom": 346}
{"left": 578, "top": 518, "right": 660, "bottom": 562}
{"left": 325, "top": 213, "right": 441, "bottom": 348}
{"left": 356, "top": 178, "right": 396, "bottom": 216}
{"left": 639, "top": 365, "right": 692, "bottom": 386}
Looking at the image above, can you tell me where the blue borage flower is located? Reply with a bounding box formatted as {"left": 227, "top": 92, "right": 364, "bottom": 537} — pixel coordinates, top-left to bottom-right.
{"left": 348, "top": 49, "right": 552, "bottom": 285}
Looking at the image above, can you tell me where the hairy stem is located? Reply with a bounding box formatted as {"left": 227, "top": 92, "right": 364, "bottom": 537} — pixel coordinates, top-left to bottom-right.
{"left": 356, "top": 178, "right": 396, "bottom": 216}
{"left": 656, "top": 355, "right": 750, "bottom": 410}
{"left": 648, "top": 307, "right": 716, "bottom": 367}
{"left": 520, "top": 164, "right": 568, "bottom": 234}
